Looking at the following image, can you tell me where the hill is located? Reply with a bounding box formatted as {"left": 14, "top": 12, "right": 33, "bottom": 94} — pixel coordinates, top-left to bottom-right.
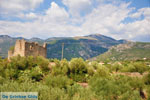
{"left": 0, "top": 35, "right": 18, "bottom": 57}
{"left": 46, "top": 34, "right": 126, "bottom": 60}
{"left": 0, "top": 34, "right": 126, "bottom": 60}
{"left": 95, "top": 42, "right": 150, "bottom": 61}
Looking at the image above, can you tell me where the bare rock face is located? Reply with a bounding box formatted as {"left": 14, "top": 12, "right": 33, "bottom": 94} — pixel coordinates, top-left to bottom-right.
{"left": 110, "top": 42, "right": 135, "bottom": 52}
{"left": 8, "top": 39, "right": 47, "bottom": 59}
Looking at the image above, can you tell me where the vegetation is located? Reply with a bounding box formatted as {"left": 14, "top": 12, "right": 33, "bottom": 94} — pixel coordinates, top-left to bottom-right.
{"left": 0, "top": 56, "right": 150, "bottom": 100}
{"left": 95, "top": 42, "right": 150, "bottom": 61}
{"left": 9, "top": 46, "right": 15, "bottom": 51}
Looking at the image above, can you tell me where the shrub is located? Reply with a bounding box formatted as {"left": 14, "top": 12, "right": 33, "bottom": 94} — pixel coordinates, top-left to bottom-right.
{"left": 3, "top": 68, "right": 17, "bottom": 79}
{"left": 67, "top": 84, "right": 97, "bottom": 100}
{"left": 69, "top": 58, "right": 87, "bottom": 74}
{"left": 18, "top": 70, "right": 32, "bottom": 82}
{"left": 66, "top": 84, "right": 82, "bottom": 97}
{"left": 60, "top": 59, "right": 69, "bottom": 75}
{"left": 90, "top": 61, "right": 99, "bottom": 69}
{"left": 51, "top": 59, "right": 69, "bottom": 76}
{"left": 43, "top": 75, "right": 73, "bottom": 89}
{"left": 10, "top": 55, "right": 28, "bottom": 70}
{"left": 30, "top": 66, "right": 43, "bottom": 81}
{"left": 111, "top": 62, "right": 123, "bottom": 72}
{"left": 89, "top": 75, "right": 142, "bottom": 99}
{"left": 121, "top": 64, "right": 135, "bottom": 72}
{"left": 87, "top": 66, "right": 95, "bottom": 76}
{"left": 35, "top": 56, "right": 49, "bottom": 72}
{"left": 147, "top": 86, "right": 150, "bottom": 100}
{"left": 51, "top": 66, "right": 64, "bottom": 76}
{"left": 26, "top": 56, "right": 37, "bottom": 68}
{"left": 69, "top": 73, "right": 88, "bottom": 82}
{"left": 132, "top": 62, "right": 148, "bottom": 74}
{"left": 69, "top": 58, "right": 88, "bottom": 82}
{"left": 121, "top": 62, "right": 148, "bottom": 74}
{"left": 38, "top": 87, "right": 70, "bottom": 100}
{"left": 0, "top": 76, "right": 5, "bottom": 84}
{"left": 143, "top": 71, "right": 150, "bottom": 85}
{"left": 0, "top": 57, "right": 149, "bottom": 99}
{"left": 95, "top": 65, "right": 109, "bottom": 77}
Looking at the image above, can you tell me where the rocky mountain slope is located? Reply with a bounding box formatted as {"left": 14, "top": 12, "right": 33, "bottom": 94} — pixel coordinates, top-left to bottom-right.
{"left": 95, "top": 42, "right": 150, "bottom": 61}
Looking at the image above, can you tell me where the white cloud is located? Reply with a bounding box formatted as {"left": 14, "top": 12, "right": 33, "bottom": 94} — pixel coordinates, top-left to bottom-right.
{"left": 0, "top": 0, "right": 43, "bottom": 16}
{"left": 0, "top": 2, "right": 72, "bottom": 38}
{"left": 42, "top": 2, "right": 69, "bottom": 23}
{"left": 26, "top": 13, "right": 38, "bottom": 19}
{"left": 123, "top": 18, "right": 150, "bottom": 39}
{"left": 0, "top": 1, "right": 149, "bottom": 42}
{"left": 130, "top": 12, "right": 142, "bottom": 18}
{"left": 80, "top": 2, "right": 132, "bottom": 36}
{"left": 62, "top": 0, "right": 92, "bottom": 17}
{"left": 140, "top": 8, "right": 150, "bottom": 19}
{"left": 130, "top": 8, "right": 150, "bottom": 19}
{"left": 16, "top": 12, "right": 38, "bottom": 20}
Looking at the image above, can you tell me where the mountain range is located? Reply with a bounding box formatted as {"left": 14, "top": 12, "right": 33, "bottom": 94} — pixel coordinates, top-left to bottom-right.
{"left": 0, "top": 34, "right": 126, "bottom": 60}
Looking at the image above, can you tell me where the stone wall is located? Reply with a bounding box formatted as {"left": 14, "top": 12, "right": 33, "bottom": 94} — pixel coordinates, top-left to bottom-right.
{"left": 25, "top": 42, "right": 47, "bottom": 57}
{"left": 8, "top": 39, "right": 47, "bottom": 59}
{"left": 13, "top": 39, "right": 26, "bottom": 57}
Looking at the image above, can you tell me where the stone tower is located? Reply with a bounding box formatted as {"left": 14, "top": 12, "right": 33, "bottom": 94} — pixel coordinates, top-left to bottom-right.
{"left": 8, "top": 39, "right": 47, "bottom": 59}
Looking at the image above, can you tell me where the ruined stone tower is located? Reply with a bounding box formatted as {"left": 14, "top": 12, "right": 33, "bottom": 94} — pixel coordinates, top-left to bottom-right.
{"left": 8, "top": 39, "right": 47, "bottom": 59}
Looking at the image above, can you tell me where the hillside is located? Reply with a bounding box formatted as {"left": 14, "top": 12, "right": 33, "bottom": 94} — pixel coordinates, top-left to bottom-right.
{"left": 47, "top": 34, "right": 127, "bottom": 60}
{"left": 95, "top": 42, "right": 150, "bottom": 61}
{"left": 0, "top": 34, "right": 126, "bottom": 60}
{"left": 0, "top": 35, "right": 17, "bottom": 57}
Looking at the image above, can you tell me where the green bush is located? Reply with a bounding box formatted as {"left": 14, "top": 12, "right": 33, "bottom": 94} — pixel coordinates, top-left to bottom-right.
{"left": 133, "top": 62, "right": 148, "bottom": 74}
{"left": 10, "top": 56, "right": 28, "bottom": 70}
{"left": 26, "top": 56, "right": 37, "bottom": 68}
{"left": 143, "top": 72, "right": 150, "bottom": 85}
{"left": 30, "top": 66, "right": 43, "bottom": 81}
{"left": 0, "top": 56, "right": 149, "bottom": 99}
{"left": 121, "top": 62, "right": 148, "bottom": 74}
{"left": 111, "top": 62, "right": 123, "bottom": 72}
{"left": 87, "top": 66, "right": 95, "bottom": 76}
{"left": 35, "top": 56, "right": 49, "bottom": 72}
{"left": 0, "top": 76, "right": 5, "bottom": 84}
{"left": 69, "top": 73, "right": 88, "bottom": 82}
{"left": 51, "top": 59, "right": 69, "bottom": 76}
{"left": 69, "top": 58, "right": 88, "bottom": 82}
{"left": 39, "top": 87, "right": 69, "bottom": 100}
{"left": 69, "top": 58, "right": 87, "bottom": 74}
{"left": 89, "top": 75, "right": 142, "bottom": 99}
{"left": 43, "top": 75, "right": 73, "bottom": 89}
{"left": 17, "top": 70, "right": 32, "bottom": 82}
{"left": 94, "top": 65, "right": 110, "bottom": 77}
{"left": 121, "top": 64, "right": 135, "bottom": 72}
{"left": 66, "top": 84, "right": 82, "bottom": 97}
{"left": 90, "top": 61, "right": 99, "bottom": 69}
{"left": 3, "top": 68, "right": 17, "bottom": 79}
{"left": 60, "top": 59, "right": 70, "bottom": 75}
{"left": 66, "top": 84, "right": 97, "bottom": 100}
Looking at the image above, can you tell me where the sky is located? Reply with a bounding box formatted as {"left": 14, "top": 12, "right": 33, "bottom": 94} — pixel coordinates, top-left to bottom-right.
{"left": 0, "top": 0, "right": 150, "bottom": 42}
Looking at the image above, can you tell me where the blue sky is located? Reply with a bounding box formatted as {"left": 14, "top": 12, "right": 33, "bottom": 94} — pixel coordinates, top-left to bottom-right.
{"left": 0, "top": 0, "right": 150, "bottom": 42}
